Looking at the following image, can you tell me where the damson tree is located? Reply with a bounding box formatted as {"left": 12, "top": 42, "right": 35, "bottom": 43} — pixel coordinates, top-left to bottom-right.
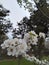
{"left": 1, "top": 31, "right": 49, "bottom": 65}
{"left": 11, "top": 0, "right": 49, "bottom": 60}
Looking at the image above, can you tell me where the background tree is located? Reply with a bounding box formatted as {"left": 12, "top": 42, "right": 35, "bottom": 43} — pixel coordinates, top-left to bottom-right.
{"left": 0, "top": 4, "right": 13, "bottom": 43}
{"left": 17, "top": 0, "right": 49, "bottom": 17}
{"left": 15, "top": 0, "right": 49, "bottom": 37}
{"left": 0, "top": 4, "right": 13, "bottom": 59}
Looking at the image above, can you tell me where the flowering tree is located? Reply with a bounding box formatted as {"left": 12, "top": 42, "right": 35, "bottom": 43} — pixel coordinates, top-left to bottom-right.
{"left": 1, "top": 31, "right": 49, "bottom": 65}
{"left": 0, "top": 0, "right": 49, "bottom": 65}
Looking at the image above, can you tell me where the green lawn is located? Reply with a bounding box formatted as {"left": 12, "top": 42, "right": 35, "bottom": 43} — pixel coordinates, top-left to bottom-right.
{"left": 0, "top": 58, "right": 38, "bottom": 65}
{"left": 0, "top": 56, "right": 49, "bottom": 65}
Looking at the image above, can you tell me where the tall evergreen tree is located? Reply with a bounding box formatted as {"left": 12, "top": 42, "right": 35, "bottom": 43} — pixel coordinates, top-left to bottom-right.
{"left": 15, "top": 0, "right": 49, "bottom": 38}
{"left": 0, "top": 4, "right": 13, "bottom": 59}
{"left": 0, "top": 4, "right": 12, "bottom": 43}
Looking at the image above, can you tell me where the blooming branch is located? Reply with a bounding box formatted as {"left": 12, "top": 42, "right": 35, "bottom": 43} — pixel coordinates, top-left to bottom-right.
{"left": 1, "top": 31, "right": 49, "bottom": 65}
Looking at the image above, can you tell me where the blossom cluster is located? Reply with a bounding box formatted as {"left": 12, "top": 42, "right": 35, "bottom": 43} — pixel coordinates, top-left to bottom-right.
{"left": 24, "top": 53, "right": 49, "bottom": 65}
{"left": 1, "top": 38, "right": 28, "bottom": 57}
{"left": 1, "top": 31, "right": 49, "bottom": 65}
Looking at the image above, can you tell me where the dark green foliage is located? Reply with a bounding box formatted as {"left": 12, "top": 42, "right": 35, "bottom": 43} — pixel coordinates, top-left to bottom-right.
{"left": 14, "top": 9, "right": 48, "bottom": 38}
{"left": 13, "top": 0, "right": 49, "bottom": 38}
{"left": 0, "top": 4, "right": 12, "bottom": 43}
{"left": 0, "top": 4, "right": 13, "bottom": 59}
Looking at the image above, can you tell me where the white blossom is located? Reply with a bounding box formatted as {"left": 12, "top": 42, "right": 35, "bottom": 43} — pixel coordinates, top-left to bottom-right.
{"left": 1, "top": 38, "right": 28, "bottom": 57}
{"left": 1, "top": 39, "right": 11, "bottom": 49}
{"left": 7, "top": 47, "right": 16, "bottom": 56}
{"left": 29, "top": 31, "right": 38, "bottom": 37}
{"left": 45, "top": 37, "right": 49, "bottom": 49}
{"left": 15, "top": 39, "right": 27, "bottom": 56}
{"left": 1, "top": 30, "right": 49, "bottom": 65}
{"left": 24, "top": 31, "right": 38, "bottom": 46}
{"left": 39, "top": 32, "right": 45, "bottom": 38}
{"left": 24, "top": 33, "right": 30, "bottom": 42}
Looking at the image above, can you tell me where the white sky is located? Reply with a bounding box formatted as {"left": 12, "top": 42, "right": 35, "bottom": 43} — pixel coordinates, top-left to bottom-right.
{"left": 0, "top": 0, "right": 30, "bottom": 28}
{"left": 0, "top": 0, "right": 49, "bottom": 39}
{"left": 0, "top": 0, "right": 30, "bottom": 39}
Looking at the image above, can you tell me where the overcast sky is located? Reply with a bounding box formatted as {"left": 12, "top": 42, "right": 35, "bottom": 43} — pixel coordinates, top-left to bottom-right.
{"left": 0, "top": 0, "right": 30, "bottom": 38}
{"left": 0, "top": 0, "right": 30, "bottom": 28}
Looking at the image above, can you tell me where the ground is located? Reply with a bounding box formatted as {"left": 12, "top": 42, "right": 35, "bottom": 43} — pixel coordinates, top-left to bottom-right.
{"left": 0, "top": 56, "right": 49, "bottom": 65}
{"left": 0, "top": 58, "right": 38, "bottom": 65}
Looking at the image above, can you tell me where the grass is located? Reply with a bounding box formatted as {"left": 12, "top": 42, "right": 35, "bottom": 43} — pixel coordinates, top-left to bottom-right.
{"left": 42, "top": 55, "right": 49, "bottom": 61}
{"left": 0, "top": 58, "right": 38, "bottom": 65}
{"left": 0, "top": 56, "right": 49, "bottom": 65}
